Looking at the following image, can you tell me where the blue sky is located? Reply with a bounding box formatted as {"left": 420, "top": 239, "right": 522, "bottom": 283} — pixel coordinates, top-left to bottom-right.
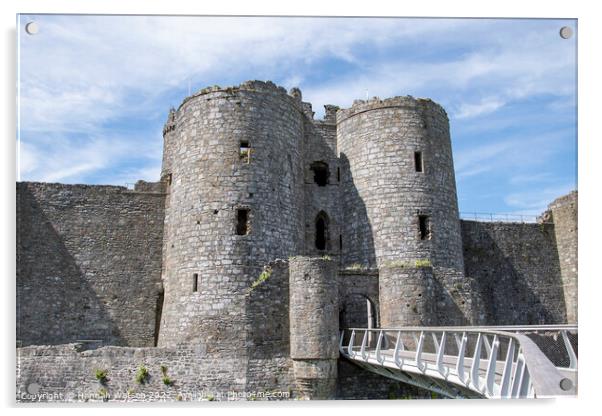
{"left": 17, "top": 15, "right": 577, "bottom": 216}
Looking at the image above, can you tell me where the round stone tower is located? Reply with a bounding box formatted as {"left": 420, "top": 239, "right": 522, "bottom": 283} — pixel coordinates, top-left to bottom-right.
{"left": 289, "top": 256, "right": 339, "bottom": 400}
{"left": 379, "top": 265, "right": 436, "bottom": 327}
{"left": 337, "top": 97, "right": 468, "bottom": 325}
{"left": 158, "top": 81, "right": 305, "bottom": 348}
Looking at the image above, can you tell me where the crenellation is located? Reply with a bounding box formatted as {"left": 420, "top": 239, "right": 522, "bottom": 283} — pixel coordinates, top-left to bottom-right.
{"left": 337, "top": 95, "right": 447, "bottom": 124}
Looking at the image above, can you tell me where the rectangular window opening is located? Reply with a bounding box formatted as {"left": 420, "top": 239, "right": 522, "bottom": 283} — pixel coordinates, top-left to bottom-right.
{"left": 239, "top": 141, "right": 250, "bottom": 163}
{"left": 192, "top": 273, "right": 198, "bottom": 293}
{"left": 337, "top": 167, "right": 341, "bottom": 182}
{"left": 418, "top": 215, "right": 431, "bottom": 240}
{"left": 236, "top": 208, "right": 249, "bottom": 235}
{"left": 339, "top": 234, "right": 343, "bottom": 250}
{"left": 414, "top": 151, "right": 423, "bottom": 173}
{"left": 167, "top": 173, "right": 172, "bottom": 185}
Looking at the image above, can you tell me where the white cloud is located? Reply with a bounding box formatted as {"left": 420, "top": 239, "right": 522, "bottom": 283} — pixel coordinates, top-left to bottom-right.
{"left": 454, "top": 140, "right": 515, "bottom": 175}
{"left": 19, "top": 16, "right": 427, "bottom": 132}
{"left": 20, "top": 82, "right": 119, "bottom": 133}
{"left": 17, "top": 16, "right": 576, "bottom": 190}
{"left": 504, "top": 184, "right": 575, "bottom": 214}
{"left": 19, "top": 16, "right": 576, "bottom": 130}
{"left": 102, "top": 165, "right": 163, "bottom": 187}
{"left": 509, "top": 172, "right": 555, "bottom": 185}
{"left": 455, "top": 97, "right": 506, "bottom": 119}
{"left": 19, "top": 133, "right": 161, "bottom": 184}
{"left": 454, "top": 128, "right": 575, "bottom": 182}
{"left": 17, "top": 141, "right": 39, "bottom": 178}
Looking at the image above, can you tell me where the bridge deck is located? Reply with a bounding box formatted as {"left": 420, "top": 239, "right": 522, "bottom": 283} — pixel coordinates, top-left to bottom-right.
{"left": 340, "top": 326, "right": 578, "bottom": 398}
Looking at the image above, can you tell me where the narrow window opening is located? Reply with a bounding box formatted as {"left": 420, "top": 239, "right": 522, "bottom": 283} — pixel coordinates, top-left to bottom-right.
{"left": 167, "top": 173, "right": 173, "bottom": 185}
{"left": 153, "top": 290, "right": 164, "bottom": 346}
{"left": 414, "top": 151, "right": 423, "bottom": 172}
{"left": 315, "top": 211, "right": 330, "bottom": 250}
{"left": 339, "top": 234, "right": 343, "bottom": 250}
{"left": 239, "top": 141, "right": 250, "bottom": 163}
{"left": 418, "top": 215, "right": 431, "bottom": 240}
{"left": 236, "top": 208, "right": 249, "bottom": 235}
{"left": 337, "top": 167, "right": 341, "bottom": 182}
{"left": 310, "top": 161, "right": 329, "bottom": 186}
{"left": 192, "top": 273, "right": 198, "bottom": 293}
{"left": 316, "top": 218, "right": 326, "bottom": 250}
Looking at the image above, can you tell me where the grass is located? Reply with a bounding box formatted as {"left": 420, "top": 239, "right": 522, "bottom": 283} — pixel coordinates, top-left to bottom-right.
{"left": 382, "top": 259, "right": 432, "bottom": 268}
{"left": 346, "top": 263, "right": 366, "bottom": 271}
{"left": 160, "top": 364, "right": 173, "bottom": 385}
{"left": 135, "top": 365, "right": 149, "bottom": 385}
{"left": 250, "top": 267, "right": 272, "bottom": 290}
{"left": 414, "top": 259, "right": 432, "bottom": 268}
{"left": 94, "top": 369, "right": 108, "bottom": 384}
{"left": 385, "top": 260, "right": 410, "bottom": 268}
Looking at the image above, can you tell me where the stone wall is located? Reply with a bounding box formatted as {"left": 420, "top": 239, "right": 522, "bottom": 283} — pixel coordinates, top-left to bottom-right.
{"left": 16, "top": 344, "right": 294, "bottom": 402}
{"left": 461, "top": 220, "right": 567, "bottom": 324}
{"left": 336, "top": 359, "right": 437, "bottom": 400}
{"left": 16, "top": 258, "right": 296, "bottom": 402}
{"left": 548, "top": 191, "right": 578, "bottom": 323}
{"left": 16, "top": 182, "right": 165, "bottom": 348}
{"left": 16, "top": 343, "right": 435, "bottom": 402}
{"left": 245, "top": 259, "right": 295, "bottom": 396}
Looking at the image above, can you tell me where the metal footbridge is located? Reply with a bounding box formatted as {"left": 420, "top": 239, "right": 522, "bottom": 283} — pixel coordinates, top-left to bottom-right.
{"left": 339, "top": 325, "right": 577, "bottom": 399}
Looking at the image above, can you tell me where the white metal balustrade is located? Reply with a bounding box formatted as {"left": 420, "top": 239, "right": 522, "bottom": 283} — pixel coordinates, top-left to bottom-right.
{"left": 339, "top": 325, "right": 577, "bottom": 399}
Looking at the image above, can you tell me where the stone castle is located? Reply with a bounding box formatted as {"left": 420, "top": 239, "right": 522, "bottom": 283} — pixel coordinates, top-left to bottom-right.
{"left": 16, "top": 80, "right": 577, "bottom": 401}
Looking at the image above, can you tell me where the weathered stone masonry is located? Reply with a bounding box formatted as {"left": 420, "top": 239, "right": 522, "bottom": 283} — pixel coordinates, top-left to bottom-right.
{"left": 16, "top": 80, "right": 577, "bottom": 401}
{"left": 461, "top": 220, "right": 567, "bottom": 325}
{"left": 17, "top": 181, "right": 165, "bottom": 348}
{"left": 548, "top": 191, "right": 578, "bottom": 324}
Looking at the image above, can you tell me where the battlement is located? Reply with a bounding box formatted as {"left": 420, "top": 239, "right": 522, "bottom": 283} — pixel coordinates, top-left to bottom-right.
{"left": 337, "top": 95, "right": 448, "bottom": 124}
{"left": 178, "top": 80, "right": 302, "bottom": 112}
{"left": 18, "top": 181, "right": 129, "bottom": 193}
{"left": 548, "top": 190, "right": 578, "bottom": 211}
{"left": 17, "top": 181, "right": 165, "bottom": 196}
{"left": 162, "top": 108, "right": 176, "bottom": 137}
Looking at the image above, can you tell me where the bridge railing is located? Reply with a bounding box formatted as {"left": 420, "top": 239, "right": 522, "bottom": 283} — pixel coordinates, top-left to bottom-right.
{"left": 339, "top": 325, "right": 577, "bottom": 398}
{"left": 459, "top": 212, "right": 550, "bottom": 223}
